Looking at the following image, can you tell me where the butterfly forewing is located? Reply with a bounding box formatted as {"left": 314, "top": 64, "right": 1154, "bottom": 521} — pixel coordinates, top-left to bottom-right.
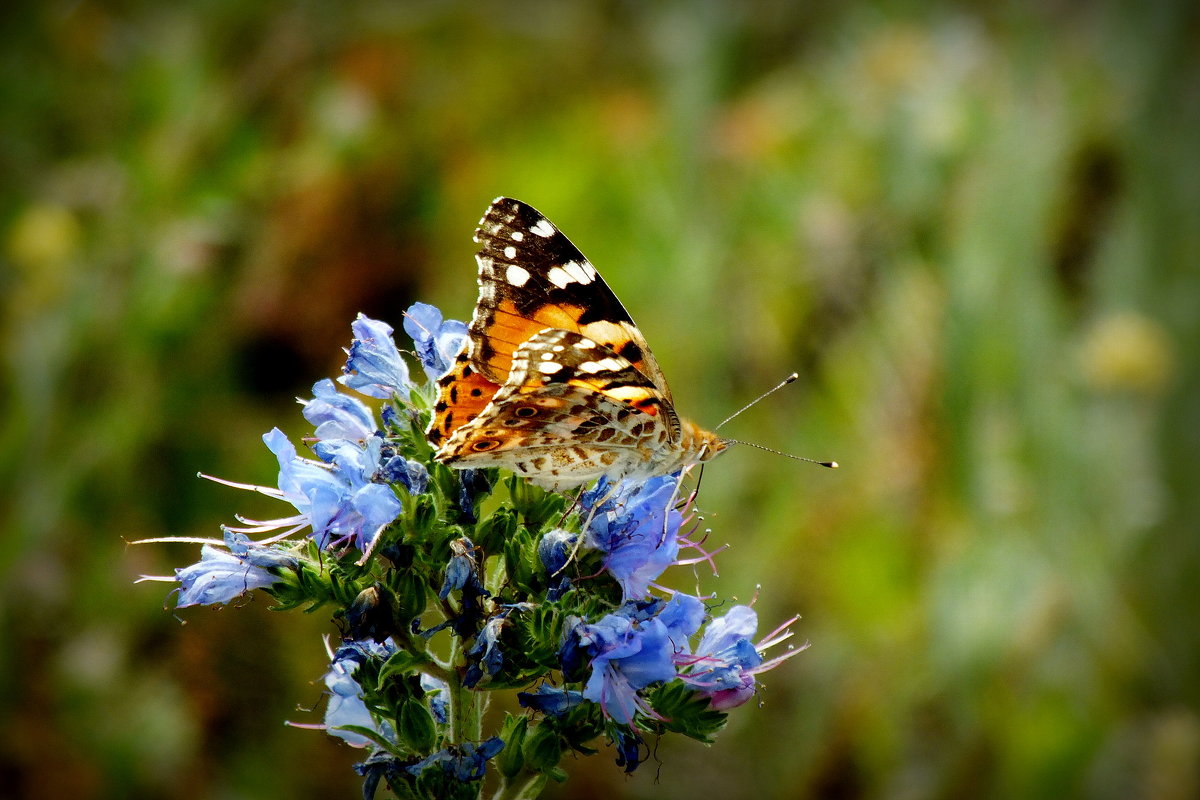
{"left": 471, "top": 198, "right": 672, "bottom": 404}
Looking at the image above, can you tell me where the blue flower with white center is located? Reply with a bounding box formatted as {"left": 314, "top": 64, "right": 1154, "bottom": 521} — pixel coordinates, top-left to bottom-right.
{"left": 173, "top": 537, "right": 297, "bottom": 608}
{"left": 402, "top": 302, "right": 469, "bottom": 381}
{"left": 406, "top": 737, "right": 505, "bottom": 781}
{"left": 341, "top": 314, "right": 413, "bottom": 400}
{"left": 581, "top": 474, "right": 684, "bottom": 600}
{"left": 302, "top": 378, "right": 377, "bottom": 442}
{"left": 676, "top": 605, "right": 806, "bottom": 710}
{"left": 323, "top": 641, "right": 397, "bottom": 748}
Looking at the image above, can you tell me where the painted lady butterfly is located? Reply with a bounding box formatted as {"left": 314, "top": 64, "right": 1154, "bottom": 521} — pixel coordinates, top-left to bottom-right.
{"left": 426, "top": 197, "right": 728, "bottom": 491}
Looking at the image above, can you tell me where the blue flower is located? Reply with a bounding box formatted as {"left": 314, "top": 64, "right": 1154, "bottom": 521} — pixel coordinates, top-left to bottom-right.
{"left": 538, "top": 529, "right": 576, "bottom": 600}
{"left": 582, "top": 474, "right": 684, "bottom": 600}
{"left": 438, "top": 538, "right": 483, "bottom": 600}
{"left": 420, "top": 674, "right": 449, "bottom": 724}
{"left": 611, "top": 726, "right": 647, "bottom": 774}
{"left": 266, "top": 428, "right": 402, "bottom": 553}
{"left": 457, "top": 469, "right": 492, "bottom": 524}
{"left": 341, "top": 314, "right": 413, "bottom": 400}
{"left": 677, "top": 606, "right": 806, "bottom": 710}
{"left": 517, "top": 684, "right": 586, "bottom": 717}
{"left": 174, "top": 538, "right": 296, "bottom": 608}
{"left": 302, "top": 378, "right": 378, "bottom": 442}
{"left": 464, "top": 615, "right": 507, "bottom": 688}
{"left": 564, "top": 595, "right": 704, "bottom": 725}
{"left": 573, "top": 611, "right": 675, "bottom": 725}
{"left": 379, "top": 450, "right": 429, "bottom": 494}
{"left": 323, "top": 642, "right": 397, "bottom": 748}
{"left": 406, "top": 737, "right": 505, "bottom": 781}
{"left": 402, "top": 302, "right": 469, "bottom": 381}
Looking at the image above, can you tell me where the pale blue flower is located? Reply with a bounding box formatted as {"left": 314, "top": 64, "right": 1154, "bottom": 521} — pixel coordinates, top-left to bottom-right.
{"left": 341, "top": 314, "right": 412, "bottom": 399}
{"left": 402, "top": 302, "right": 468, "bottom": 381}
{"left": 302, "top": 378, "right": 377, "bottom": 441}
{"left": 174, "top": 543, "right": 292, "bottom": 607}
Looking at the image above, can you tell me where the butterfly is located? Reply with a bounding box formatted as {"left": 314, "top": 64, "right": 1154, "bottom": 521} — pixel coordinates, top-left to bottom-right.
{"left": 426, "top": 197, "right": 729, "bottom": 491}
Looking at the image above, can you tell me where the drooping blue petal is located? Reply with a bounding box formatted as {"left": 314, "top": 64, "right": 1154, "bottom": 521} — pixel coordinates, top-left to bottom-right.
{"left": 517, "top": 685, "right": 586, "bottom": 717}
{"left": 324, "top": 642, "right": 397, "bottom": 748}
{"left": 380, "top": 453, "right": 429, "bottom": 494}
{"left": 464, "top": 615, "right": 507, "bottom": 688}
{"left": 175, "top": 544, "right": 288, "bottom": 607}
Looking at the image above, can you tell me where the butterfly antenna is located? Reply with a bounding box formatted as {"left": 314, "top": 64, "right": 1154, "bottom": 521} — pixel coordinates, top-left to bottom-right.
{"left": 713, "top": 372, "right": 838, "bottom": 468}
{"left": 720, "top": 438, "right": 838, "bottom": 468}
{"left": 715, "top": 373, "right": 799, "bottom": 431}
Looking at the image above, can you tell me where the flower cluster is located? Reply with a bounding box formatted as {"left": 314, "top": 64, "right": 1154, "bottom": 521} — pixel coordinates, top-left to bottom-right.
{"left": 139, "top": 301, "right": 806, "bottom": 800}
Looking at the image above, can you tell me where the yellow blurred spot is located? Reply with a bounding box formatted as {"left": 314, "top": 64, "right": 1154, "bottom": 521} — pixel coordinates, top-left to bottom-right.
{"left": 6, "top": 203, "right": 81, "bottom": 272}
{"left": 1079, "top": 311, "right": 1174, "bottom": 394}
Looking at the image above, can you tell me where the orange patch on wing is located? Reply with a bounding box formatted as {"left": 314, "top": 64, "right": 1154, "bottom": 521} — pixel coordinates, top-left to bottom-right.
{"left": 428, "top": 359, "right": 501, "bottom": 446}
{"left": 478, "top": 301, "right": 588, "bottom": 378}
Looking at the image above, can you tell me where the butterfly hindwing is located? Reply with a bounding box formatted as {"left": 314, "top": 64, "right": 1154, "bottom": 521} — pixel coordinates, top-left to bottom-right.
{"left": 436, "top": 329, "right": 678, "bottom": 486}
{"left": 427, "top": 351, "right": 501, "bottom": 448}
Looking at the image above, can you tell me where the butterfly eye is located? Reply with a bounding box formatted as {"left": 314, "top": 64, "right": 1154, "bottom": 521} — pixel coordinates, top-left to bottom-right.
{"left": 471, "top": 440, "right": 501, "bottom": 452}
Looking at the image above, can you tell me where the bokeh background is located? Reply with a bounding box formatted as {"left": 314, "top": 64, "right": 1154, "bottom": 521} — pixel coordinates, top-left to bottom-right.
{"left": 2, "top": 1, "right": 1197, "bottom": 798}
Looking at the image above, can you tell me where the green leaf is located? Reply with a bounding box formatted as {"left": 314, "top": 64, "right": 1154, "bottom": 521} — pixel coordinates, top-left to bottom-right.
{"left": 399, "top": 698, "right": 437, "bottom": 752}
{"left": 497, "top": 714, "right": 528, "bottom": 778}
{"left": 646, "top": 682, "right": 728, "bottom": 743}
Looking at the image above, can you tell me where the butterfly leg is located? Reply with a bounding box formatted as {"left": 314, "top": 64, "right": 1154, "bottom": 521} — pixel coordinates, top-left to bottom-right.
{"left": 552, "top": 482, "right": 623, "bottom": 578}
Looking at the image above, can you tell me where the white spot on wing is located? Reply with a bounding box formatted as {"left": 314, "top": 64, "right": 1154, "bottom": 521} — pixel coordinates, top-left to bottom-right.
{"left": 510, "top": 231, "right": 524, "bottom": 242}
{"left": 576, "top": 338, "right": 596, "bottom": 349}
{"left": 563, "top": 261, "right": 593, "bottom": 284}
{"left": 504, "top": 246, "right": 517, "bottom": 259}
{"left": 531, "top": 219, "right": 555, "bottom": 238}
{"left": 547, "top": 267, "right": 572, "bottom": 288}
{"left": 538, "top": 361, "right": 563, "bottom": 374}
{"left": 579, "top": 358, "right": 623, "bottom": 374}
{"left": 506, "top": 265, "right": 531, "bottom": 287}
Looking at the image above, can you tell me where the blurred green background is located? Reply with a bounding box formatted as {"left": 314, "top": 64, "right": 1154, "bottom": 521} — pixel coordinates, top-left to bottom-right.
{"left": 2, "top": 1, "right": 1197, "bottom": 798}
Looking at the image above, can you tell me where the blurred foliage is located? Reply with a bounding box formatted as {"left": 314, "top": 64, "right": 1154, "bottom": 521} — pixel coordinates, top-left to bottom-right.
{"left": 2, "top": 0, "right": 1197, "bottom": 798}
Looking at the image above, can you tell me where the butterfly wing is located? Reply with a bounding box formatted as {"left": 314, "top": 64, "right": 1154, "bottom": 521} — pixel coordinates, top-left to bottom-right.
{"left": 428, "top": 197, "right": 679, "bottom": 449}
{"left": 470, "top": 197, "right": 673, "bottom": 404}
{"left": 436, "top": 329, "right": 678, "bottom": 486}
